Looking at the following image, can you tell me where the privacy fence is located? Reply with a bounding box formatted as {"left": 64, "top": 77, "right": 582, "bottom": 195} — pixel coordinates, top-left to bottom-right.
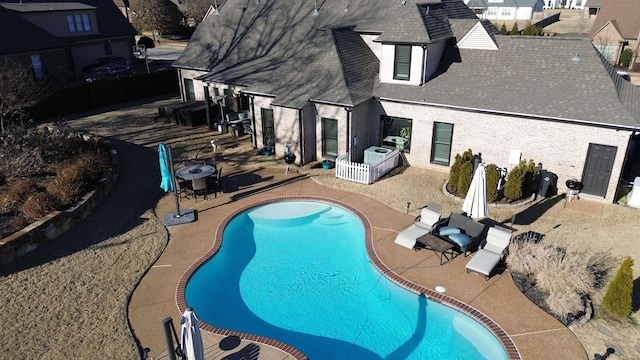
{"left": 30, "top": 70, "right": 179, "bottom": 120}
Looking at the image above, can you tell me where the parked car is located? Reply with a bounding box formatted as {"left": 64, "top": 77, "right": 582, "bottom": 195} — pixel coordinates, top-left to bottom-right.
{"left": 82, "top": 56, "right": 128, "bottom": 73}
{"left": 85, "top": 65, "right": 137, "bottom": 82}
{"left": 616, "top": 71, "right": 631, "bottom": 81}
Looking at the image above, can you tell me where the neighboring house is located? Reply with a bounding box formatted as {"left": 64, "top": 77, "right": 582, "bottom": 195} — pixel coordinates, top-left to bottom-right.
{"left": 589, "top": 0, "right": 640, "bottom": 68}
{"left": 584, "top": 0, "right": 603, "bottom": 18}
{"left": 465, "top": 0, "right": 544, "bottom": 20}
{"left": 0, "top": 0, "right": 136, "bottom": 87}
{"left": 543, "top": 0, "right": 587, "bottom": 8}
{"left": 173, "top": 0, "right": 640, "bottom": 203}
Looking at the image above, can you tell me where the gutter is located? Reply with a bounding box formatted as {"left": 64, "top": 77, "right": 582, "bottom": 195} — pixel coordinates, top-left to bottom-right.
{"left": 377, "top": 96, "right": 640, "bottom": 131}
{"left": 310, "top": 98, "right": 353, "bottom": 108}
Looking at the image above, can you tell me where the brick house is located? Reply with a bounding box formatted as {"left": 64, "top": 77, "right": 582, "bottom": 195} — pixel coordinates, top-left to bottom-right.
{"left": 0, "top": 0, "right": 136, "bottom": 87}
{"left": 172, "top": 0, "right": 640, "bottom": 203}
{"left": 589, "top": 0, "right": 640, "bottom": 69}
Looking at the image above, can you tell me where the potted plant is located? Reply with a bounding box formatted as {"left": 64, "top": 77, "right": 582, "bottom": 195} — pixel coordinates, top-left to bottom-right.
{"left": 262, "top": 129, "right": 275, "bottom": 156}
{"left": 396, "top": 127, "right": 411, "bottom": 149}
{"left": 322, "top": 159, "right": 334, "bottom": 170}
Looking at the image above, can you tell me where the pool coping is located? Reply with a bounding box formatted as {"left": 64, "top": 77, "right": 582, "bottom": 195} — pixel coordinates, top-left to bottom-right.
{"left": 175, "top": 195, "right": 521, "bottom": 360}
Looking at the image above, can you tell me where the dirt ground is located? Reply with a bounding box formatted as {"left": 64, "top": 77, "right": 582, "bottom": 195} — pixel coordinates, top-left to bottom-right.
{"left": 0, "top": 98, "right": 639, "bottom": 357}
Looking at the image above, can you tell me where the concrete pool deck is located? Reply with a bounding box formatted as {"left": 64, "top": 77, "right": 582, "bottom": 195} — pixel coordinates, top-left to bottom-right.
{"left": 129, "top": 164, "right": 587, "bottom": 359}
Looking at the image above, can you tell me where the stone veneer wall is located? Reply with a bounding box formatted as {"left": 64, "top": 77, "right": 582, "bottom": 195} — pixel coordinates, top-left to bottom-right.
{"left": 0, "top": 144, "right": 119, "bottom": 265}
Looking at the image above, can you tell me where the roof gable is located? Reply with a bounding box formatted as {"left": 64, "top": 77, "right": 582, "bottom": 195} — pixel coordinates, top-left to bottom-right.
{"left": 457, "top": 21, "right": 498, "bottom": 49}
{"left": 589, "top": 0, "right": 640, "bottom": 39}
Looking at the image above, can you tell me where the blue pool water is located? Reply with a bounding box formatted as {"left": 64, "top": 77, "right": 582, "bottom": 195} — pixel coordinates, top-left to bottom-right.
{"left": 186, "top": 201, "right": 508, "bottom": 360}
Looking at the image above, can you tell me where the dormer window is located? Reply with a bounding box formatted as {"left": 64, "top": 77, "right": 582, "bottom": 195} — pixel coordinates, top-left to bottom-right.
{"left": 67, "top": 14, "right": 92, "bottom": 32}
{"left": 393, "top": 45, "right": 411, "bottom": 81}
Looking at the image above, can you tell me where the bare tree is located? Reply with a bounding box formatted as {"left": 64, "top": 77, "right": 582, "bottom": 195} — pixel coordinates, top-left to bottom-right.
{"left": 129, "top": 0, "right": 171, "bottom": 42}
{"left": 0, "top": 58, "right": 49, "bottom": 133}
{"left": 181, "top": 0, "right": 211, "bottom": 26}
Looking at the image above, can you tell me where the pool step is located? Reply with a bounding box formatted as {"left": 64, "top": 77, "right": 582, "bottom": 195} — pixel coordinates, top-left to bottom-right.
{"left": 313, "top": 209, "right": 349, "bottom": 226}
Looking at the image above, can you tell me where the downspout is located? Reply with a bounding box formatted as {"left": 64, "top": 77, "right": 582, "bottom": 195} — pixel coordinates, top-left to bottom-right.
{"left": 250, "top": 95, "right": 257, "bottom": 148}
{"left": 298, "top": 109, "right": 304, "bottom": 165}
{"left": 345, "top": 107, "right": 351, "bottom": 160}
{"left": 422, "top": 46, "right": 428, "bottom": 85}
{"left": 203, "top": 84, "right": 212, "bottom": 130}
{"left": 177, "top": 69, "right": 184, "bottom": 101}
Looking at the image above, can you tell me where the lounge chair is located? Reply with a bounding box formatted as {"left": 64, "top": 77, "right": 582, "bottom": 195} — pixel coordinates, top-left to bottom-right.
{"left": 394, "top": 204, "right": 442, "bottom": 250}
{"left": 465, "top": 226, "right": 512, "bottom": 280}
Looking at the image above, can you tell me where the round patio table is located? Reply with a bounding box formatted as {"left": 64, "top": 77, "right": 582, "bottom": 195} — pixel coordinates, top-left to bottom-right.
{"left": 176, "top": 164, "right": 216, "bottom": 180}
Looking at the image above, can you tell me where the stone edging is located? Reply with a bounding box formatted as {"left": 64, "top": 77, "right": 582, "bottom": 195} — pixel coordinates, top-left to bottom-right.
{"left": 0, "top": 143, "right": 119, "bottom": 265}
{"left": 442, "top": 181, "right": 536, "bottom": 208}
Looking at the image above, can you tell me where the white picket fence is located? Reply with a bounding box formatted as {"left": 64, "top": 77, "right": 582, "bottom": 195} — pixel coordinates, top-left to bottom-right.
{"left": 335, "top": 149, "right": 401, "bottom": 184}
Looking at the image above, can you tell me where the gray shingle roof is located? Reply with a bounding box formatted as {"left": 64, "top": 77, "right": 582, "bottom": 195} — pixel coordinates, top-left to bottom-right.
{"left": 176, "top": 0, "right": 637, "bottom": 127}
{"left": 0, "top": 0, "right": 135, "bottom": 56}
{"left": 374, "top": 36, "right": 638, "bottom": 127}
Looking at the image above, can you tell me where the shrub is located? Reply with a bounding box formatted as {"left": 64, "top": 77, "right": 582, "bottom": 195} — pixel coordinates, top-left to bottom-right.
{"left": 620, "top": 49, "right": 633, "bottom": 68}
{"left": 46, "top": 157, "right": 94, "bottom": 206}
{"left": 448, "top": 149, "right": 473, "bottom": 192}
{"left": 602, "top": 256, "right": 634, "bottom": 317}
{"left": 504, "top": 160, "right": 538, "bottom": 200}
{"left": 500, "top": 23, "right": 507, "bottom": 35}
{"left": 504, "top": 165, "right": 524, "bottom": 200}
{"left": 510, "top": 22, "right": 519, "bottom": 35}
{"left": 508, "top": 235, "right": 609, "bottom": 318}
{"left": 485, "top": 164, "right": 500, "bottom": 202}
{"left": 457, "top": 161, "right": 474, "bottom": 197}
{"left": 20, "top": 192, "right": 58, "bottom": 219}
{"left": 0, "top": 178, "right": 38, "bottom": 211}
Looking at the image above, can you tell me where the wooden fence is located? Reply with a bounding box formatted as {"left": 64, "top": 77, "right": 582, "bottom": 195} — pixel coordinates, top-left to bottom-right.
{"left": 335, "top": 149, "right": 400, "bottom": 184}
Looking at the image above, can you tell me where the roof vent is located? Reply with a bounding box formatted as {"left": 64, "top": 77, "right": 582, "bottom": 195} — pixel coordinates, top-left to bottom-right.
{"left": 401, "top": 0, "right": 406, "bottom": 5}
{"left": 313, "top": 0, "right": 319, "bottom": 15}
{"left": 572, "top": 53, "right": 580, "bottom": 63}
{"left": 213, "top": 0, "right": 219, "bottom": 15}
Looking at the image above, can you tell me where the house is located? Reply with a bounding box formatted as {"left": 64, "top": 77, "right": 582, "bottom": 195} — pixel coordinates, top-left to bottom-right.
{"left": 465, "top": 0, "right": 544, "bottom": 21}
{"left": 172, "top": 0, "right": 640, "bottom": 203}
{"left": 0, "top": 0, "right": 136, "bottom": 87}
{"left": 589, "top": 0, "right": 640, "bottom": 68}
{"left": 543, "top": 0, "right": 587, "bottom": 9}
{"left": 583, "top": 0, "right": 603, "bottom": 18}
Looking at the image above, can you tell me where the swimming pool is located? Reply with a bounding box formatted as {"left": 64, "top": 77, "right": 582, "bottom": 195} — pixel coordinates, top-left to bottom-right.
{"left": 185, "top": 200, "right": 510, "bottom": 359}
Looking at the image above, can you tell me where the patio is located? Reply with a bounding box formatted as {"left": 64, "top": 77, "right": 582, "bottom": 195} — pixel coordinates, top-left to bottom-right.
{"left": 129, "top": 158, "right": 587, "bottom": 358}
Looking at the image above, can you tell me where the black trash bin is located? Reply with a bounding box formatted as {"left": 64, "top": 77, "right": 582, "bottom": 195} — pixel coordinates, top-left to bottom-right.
{"left": 538, "top": 170, "right": 557, "bottom": 198}
{"left": 230, "top": 124, "right": 244, "bottom": 137}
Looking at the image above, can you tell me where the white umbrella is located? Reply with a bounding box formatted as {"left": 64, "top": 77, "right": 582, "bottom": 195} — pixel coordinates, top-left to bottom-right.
{"left": 462, "top": 165, "right": 488, "bottom": 219}
{"left": 180, "top": 308, "right": 204, "bottom": 360}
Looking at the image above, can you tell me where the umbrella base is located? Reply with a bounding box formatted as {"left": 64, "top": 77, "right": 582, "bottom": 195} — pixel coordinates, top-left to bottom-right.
{"left": 164, "top": 210, "right": 196, "bottom": 226}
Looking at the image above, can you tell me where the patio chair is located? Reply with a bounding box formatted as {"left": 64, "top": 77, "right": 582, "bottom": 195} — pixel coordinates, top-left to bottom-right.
{"left": 187, "top": 177, "right": 208, "bottom": 201}
{"left": 465, "top": 226, "right": 512, "bottom": 280}
{"left": 394, "top": 204, "right": 442, "bottom": 250}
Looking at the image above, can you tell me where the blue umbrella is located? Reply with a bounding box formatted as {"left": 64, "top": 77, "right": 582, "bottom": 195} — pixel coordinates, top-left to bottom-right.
{"left": 159, "top": 143, "right": 175, "bottom": 192}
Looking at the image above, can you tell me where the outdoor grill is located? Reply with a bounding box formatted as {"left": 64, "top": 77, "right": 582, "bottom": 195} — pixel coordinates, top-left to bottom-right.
{"left": 565, "top": 178, "right": 583, "bottom": 202}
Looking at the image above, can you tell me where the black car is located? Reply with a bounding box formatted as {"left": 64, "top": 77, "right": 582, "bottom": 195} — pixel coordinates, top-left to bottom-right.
{"left": 82, "top": 56, "right": 127, "bottom": 73}
{"left": 85, "top": 65, "right": 137, "bottom": 82}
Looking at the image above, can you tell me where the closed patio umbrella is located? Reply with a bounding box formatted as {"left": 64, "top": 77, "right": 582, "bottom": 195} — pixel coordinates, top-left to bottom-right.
{"left": 159, "top": 143, "right": 175, "bottom": 192}
{"left": 158, "top": 143, "right": 195, "bottom": 225}
{"left": 180, "top": 308, "right": 205, "bottom": 360}
{"left": 462, "top": 165, "right": 488, "bottom": 219}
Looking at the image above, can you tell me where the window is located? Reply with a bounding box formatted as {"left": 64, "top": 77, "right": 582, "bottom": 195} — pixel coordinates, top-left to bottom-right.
{"left": 431, "top": 122, "right": 453, "bottom": 165}
{"left": 381, "top": 115, "right": 412, "bottom": 152}
{"left": 67, "top": 14, "right": 91, "bottom": 33}
{"left": 500, "top": 8, "right": 512, "bottom": 17}
{"left": 261, "top": 108, "right": 275, "bottom": 148}
{"left": 393, "top": 45, "right": 411, "bottom": 81}
{"left": 184, "top": 79, "right": 195, "bottom": 101}
{"left": 487, "top": 8, "right": 497, "bottom": 16}
{"left": 31, "top": 54, "right": 44, "bottom": 79}
{"left": 322, "top": 118, "right": 338, "bottom": 158}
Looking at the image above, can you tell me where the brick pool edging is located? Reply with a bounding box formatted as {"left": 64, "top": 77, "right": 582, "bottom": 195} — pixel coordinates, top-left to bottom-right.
{"left": 175, "top": 196, "right": 521, "bottom": 360}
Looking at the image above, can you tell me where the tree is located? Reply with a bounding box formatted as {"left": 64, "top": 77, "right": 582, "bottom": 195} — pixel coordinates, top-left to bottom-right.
{"left": 500, "top": 23, "right": 507, "bottom": 35}
{"left": 620, "top": 49, "right": 633, "bottom": 68}
{"left": 181, "top": 0, "right": 211, "bottom": 27}
{"left": 602, "top": 256, "right": 634, "bottom": 317}
{"left": 0, "top": 58, "right": 49, "bottom": 133}
{"left": 129, "top": 0, "right": 171, "bottom": 42}
{"left": 509, "top": 22, "right": 519, "bottom": 36}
